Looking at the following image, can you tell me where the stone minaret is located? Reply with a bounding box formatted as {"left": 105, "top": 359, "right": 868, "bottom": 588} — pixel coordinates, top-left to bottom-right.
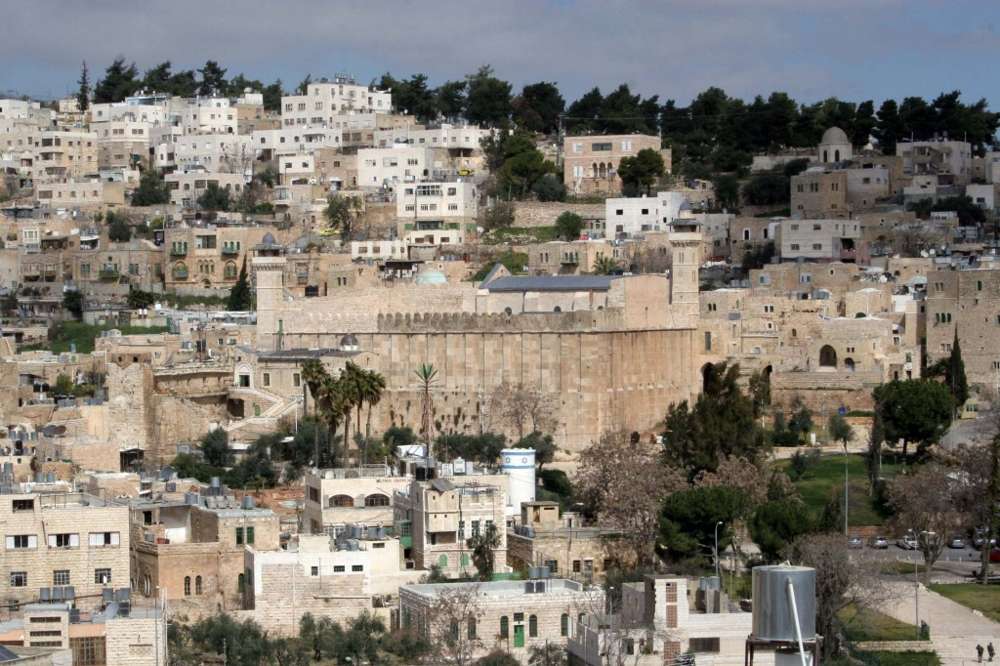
{"left": 253, "top": 256, "right": 287, "bottom": 352}
{"left": 668, "top": 207, "right": 702, "bottom": 328}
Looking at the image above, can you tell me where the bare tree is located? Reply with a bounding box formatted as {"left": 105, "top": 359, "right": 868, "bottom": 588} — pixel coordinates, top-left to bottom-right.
{"left": 952, "top": 430, "right": 1000, "bottom": 583}
{"left": 575, "top": 431, "right": 687, "bottom": 567}
{"left": 890, "top": 223, "right": 944, "bottom": 257}
{"left": 487, "top": 382, "right": 557, "bottom": 440}
{"left": 789, "top": 533, "right": 892, "bottom": 659}
{"left": 888, "top": 463, "right": 966, "bottom": 581}
{"left": 429, "top": 584, "right": 485, "bottom": 666}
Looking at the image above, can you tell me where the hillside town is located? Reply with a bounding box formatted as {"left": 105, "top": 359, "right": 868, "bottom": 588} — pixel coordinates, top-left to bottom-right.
{"left": 3, "top": 13, "right": 1000, "bottom": 666}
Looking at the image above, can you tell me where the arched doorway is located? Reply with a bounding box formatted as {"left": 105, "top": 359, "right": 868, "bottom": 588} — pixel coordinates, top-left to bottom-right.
{"left": 819, "top": 345, "right": 837, "bottom": 368}
{"left": 844, "top": 357, "right": 855, "bottom": 372}
{"left": 701, "top": 363, "right": 716, "bottom": 393}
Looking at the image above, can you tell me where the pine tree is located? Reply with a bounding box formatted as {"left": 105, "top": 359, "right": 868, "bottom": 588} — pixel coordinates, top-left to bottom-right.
{"left": 948, "top": 329, "right": 969, "bottom": 414}
{"left": 77, "top": 61, "right": 90, "bottom": 112}
{"left": 226, "top": 256, "right": 252, "bottom": 311}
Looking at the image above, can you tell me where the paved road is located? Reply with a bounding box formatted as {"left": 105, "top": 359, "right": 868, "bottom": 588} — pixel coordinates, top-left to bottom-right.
{"left": 879, "top": 581, "right": 1000, "bottom": 666}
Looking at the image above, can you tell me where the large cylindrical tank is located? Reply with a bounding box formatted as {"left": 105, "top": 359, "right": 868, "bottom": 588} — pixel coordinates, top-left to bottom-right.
{"left": 500, "top": 448, "right": 536, "bottom": 513}
{"left": 751, "top": 565, "right": 816, "bottom": 642}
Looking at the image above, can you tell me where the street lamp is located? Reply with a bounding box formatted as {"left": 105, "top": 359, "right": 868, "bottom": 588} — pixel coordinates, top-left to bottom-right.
{"left": 714, "top": 521, "right": 724, "bottom": 580}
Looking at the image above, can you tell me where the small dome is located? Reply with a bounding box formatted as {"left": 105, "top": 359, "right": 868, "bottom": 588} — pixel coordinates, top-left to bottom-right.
{"left": 261, "top": 232, "right": 277, "bottom": 246}
{"left": 340, "top": 334, "right": 358, "bottom": 349}
{"left": 820, "top": 127, "right": 849, "bottom": 146}
{"left": 415, "top": 270, "right": 447, "bottom": 285}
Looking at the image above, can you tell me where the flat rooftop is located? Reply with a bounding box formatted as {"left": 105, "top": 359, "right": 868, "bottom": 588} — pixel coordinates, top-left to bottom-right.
{"left": 404, "top": 578, "right": 590, "bottom": 600}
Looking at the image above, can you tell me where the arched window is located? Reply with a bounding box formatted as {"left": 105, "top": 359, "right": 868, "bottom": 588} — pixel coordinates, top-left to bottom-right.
{"left": 449, "top": 621, "right": 459, "bottom": 641}
{"left": 819, "top": 345, "right": 837, "bottom": 368}
{"left": 330, "top": 494, "right": 354, "bottom": 508}
{"left": 529, "top": 614, "right": 538, "bottom": 637}
{"left": 834, "top": 149, "right": 841, "bottom": 162}
{"left": 823, "top": 149, "right": 829, "bottom": 162}
{"left": 844, "top": 357, "right": 856, "bottom": 372}
{"left": 195, "top": 575, "right": 203, "bottom": 595}
{"left": 364, "top": 493, "right": 390, "bottom": 507}
{"left": 553, "top": 306, "right": 562, "bottom": 313}
{"left": 224, "top": 261, "right": 238, "bottom": 279}
{"left": 791, "top": 328, "right": 797, "bottom": 338}
{"left": 855, "top": 312, "right": 866, "bottom": 318}
{"left": 468, "top": 616, "right": 477, "bottom": 639}
{"left": 500, "top": 616, "right": 509, "bottom": 638}
{"left": 561, "top": 613, "right": 569, "bottom": 637}
{"left": 438, "top": 554, "right": 448, "bottom": 569}
{"left": 184, "top": 576, "right": 191, "bottom": 596}
{"left": 238, "top": 573, "right": 245, "bottom": 594}
{"left": 172, "top": 262, "right": 188, "bottom": 280}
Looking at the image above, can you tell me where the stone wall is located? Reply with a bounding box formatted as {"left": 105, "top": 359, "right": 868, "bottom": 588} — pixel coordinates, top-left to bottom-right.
{"left": 513, "top": 202, "right": 605, "bottom": 228}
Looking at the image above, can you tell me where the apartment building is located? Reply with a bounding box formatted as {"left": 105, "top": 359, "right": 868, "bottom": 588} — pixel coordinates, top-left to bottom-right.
{"left": 374, "top": 124, "right": 489, "bottom": 172}
{"left": 163, "top": 223, "right": 272, "bottom": 290}
{"left": 507, "top": 501, "right": 625, "bottom": 582}
{"left": 251, "top": 127, "right": 342, "bottom": 160}
{"left": 72, "top": 238, "right": 164, "bottom": 293}
{"left": 0, "top": 492, "right": 130, "bottom": 609}
{"left": 176, "top": 97, "right": 237, "bottom": 135}
{"left": 400, "top": 579, "right": 601, "bottom": 658}
{"left": 278, "top": 153, "right": 316, "bottom": 184}
{"left": 0, "top": 99, "right": 35, "bottom": 120}
{"left": 0, "top": 118, "right": 40, "bottom": 159}
{"left": 163, "top": 170, "right": 245, "bottom": 209}
{"left": 33, "top": 130, "right": 98, "bottom": 182}
{"left": 779, "top": 218, "right": 861, "bottom": 262}
{"left": 845, "top": 165, "right": 891, "bottom": 210}
{"left": 605, "top": 195, "right": 666, "bottom": 237}
{"left": 357, "top": 146, "right": 437, "bottom": 190}
{"left": 397, "top": 180, "right": 477, "bottom": 218}
{"left": 34, "top": 179, "right": 125, "bottom": 210}
{"left": 350, "top": 240, "right": 408, "bottom": 262}
{"left": 166, "top": 133, "right": 255, "bottom": 174}
{"left": 91, "top": 119, "right": 152, "bottom": 169}
{"left": 790, "top": 169, "right": 848, "bottom": 219}
{"left": 526, "top": 239, "right": 631, "bottom": 275}
{"left": 235, "top": 101, "right": 280, "bottom": 135}
{"left": 90, "top": 98, "right": 169, "bottom": 125}
{"left": 280, "top": 78, "right": 391, "bottom": 127}
{"left": 568, "top": 575, "right": 762, "bottom": 666}
{"left": 130, "top": 494, "right": 280, "bottom": 612}
{"left": 898, "top": 139, "right": 973, "bottom": 185}
{"left": 244, "top": 530, "right": 422, "bottom": 633}
{"left": 563, "top": 134, "right": 668, "bottom": 195}
{"left": 0, "top": 600, "right": 167, "bottom": 666}
{"left": 303, "top": 466, "right": 412, "bottom": 535}
{"left": 394, "top": 476, "right": 508, "bottom": 577}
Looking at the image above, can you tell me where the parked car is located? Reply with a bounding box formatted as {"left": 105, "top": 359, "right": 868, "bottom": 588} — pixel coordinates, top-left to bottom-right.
{"left": 897, "top": 533, "right": 918, "bottom": 550}
{"left": 848, "top": 536, "right": 864, "bottom": 549}
{"left": 870, "top": 536, "right": 889, "bottom": 549}
{"left": 973, "top": 529, "right": 996, "bottom": 550}
{"left": 991, "top": 548, "right": 1000, "bottom": 563}
{"left": 948, "top": 536, "right": 966, "bottom": 549}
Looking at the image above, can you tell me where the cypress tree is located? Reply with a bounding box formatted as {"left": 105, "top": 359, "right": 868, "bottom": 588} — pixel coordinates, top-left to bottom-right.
{"left": 226, "top": 256, "right": 252, "bottom": 311}
{"left": 948, "top": 329, "right": 969, "bottom": 414}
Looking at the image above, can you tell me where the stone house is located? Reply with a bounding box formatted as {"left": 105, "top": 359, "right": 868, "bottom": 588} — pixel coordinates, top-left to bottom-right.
{"left": 563, "top": 134, "right": 668, "bottom": 196}
{"left": 399, "top": 579, "right": 602, "bottom": 661}
{"left": 129, "top": 494, "right": 280, "bottom": 616}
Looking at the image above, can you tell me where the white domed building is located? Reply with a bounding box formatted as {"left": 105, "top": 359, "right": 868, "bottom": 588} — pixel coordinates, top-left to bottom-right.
{"left": 817, "top": 127, "right": 852, "bottom": 164}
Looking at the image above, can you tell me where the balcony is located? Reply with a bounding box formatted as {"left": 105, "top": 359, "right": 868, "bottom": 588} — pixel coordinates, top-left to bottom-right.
{"left": 99, "top": 267, "right": 119, "bottom": 281}
{"left": 170, "top": 246, "right": 187, "bottom": 257}
{"left": 221, "top": 246, "right": 240, "bottom": 256}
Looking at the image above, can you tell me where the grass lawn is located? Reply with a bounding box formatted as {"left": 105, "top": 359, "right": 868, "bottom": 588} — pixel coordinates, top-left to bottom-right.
{"left": 47, "top": 322, "right": 171, "bottom": 354}
{"left": 852, "top": 651, "right": 940, "bottom": 666}
{"left": 776, "top": 453, "right": 901, "bottom": 527}
{"left": 838, "top": 604, "right": 926, "bottom": 642}
{"left": 928, "top": 583, "right": 1000, "bottom": 623}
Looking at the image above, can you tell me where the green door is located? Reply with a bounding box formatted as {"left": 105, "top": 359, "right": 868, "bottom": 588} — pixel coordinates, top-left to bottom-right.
{"left": 513, "top": 624, "right": 525, "bottom": 648}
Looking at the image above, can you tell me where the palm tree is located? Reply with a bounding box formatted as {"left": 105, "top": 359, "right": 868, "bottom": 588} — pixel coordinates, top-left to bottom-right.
{"left": 414, "top": 363, "right": 439, "bottom": 456}
{"left": 300, "top": 359, "right": 327, "bottom": 417}
{"left": 339, "top": 362, "right": 366, "bottom": 453}
{"left": 363, "top": 369, "right": 387, "bottom": 440}
{"left": 317, "top": 375, "right": 348, "bottom": 467}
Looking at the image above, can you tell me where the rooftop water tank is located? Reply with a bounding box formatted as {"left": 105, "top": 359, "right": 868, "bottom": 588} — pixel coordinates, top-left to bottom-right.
{"left": 751, "top": 565, "right": 816, "bottom": 643}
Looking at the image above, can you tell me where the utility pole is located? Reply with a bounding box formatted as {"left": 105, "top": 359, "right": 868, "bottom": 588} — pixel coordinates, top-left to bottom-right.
{"left": 844, "top": 441, "right": 849, "bottom": 537}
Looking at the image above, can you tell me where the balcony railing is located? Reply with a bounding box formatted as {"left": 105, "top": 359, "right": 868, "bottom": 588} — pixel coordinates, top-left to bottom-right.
{"left": 221, "top": 246, "right": 240, "bottom": 256}
{"left": 99, "top": 268, "right": 119, "bottom": 281}
{"left": 170, "top": 247, "right": 187, "bottom": 257}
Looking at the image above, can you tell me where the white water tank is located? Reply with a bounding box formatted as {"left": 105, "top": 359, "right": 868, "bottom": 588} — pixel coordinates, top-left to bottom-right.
{"left": 501, "top": 448, "right": 536, "bottom": 514}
